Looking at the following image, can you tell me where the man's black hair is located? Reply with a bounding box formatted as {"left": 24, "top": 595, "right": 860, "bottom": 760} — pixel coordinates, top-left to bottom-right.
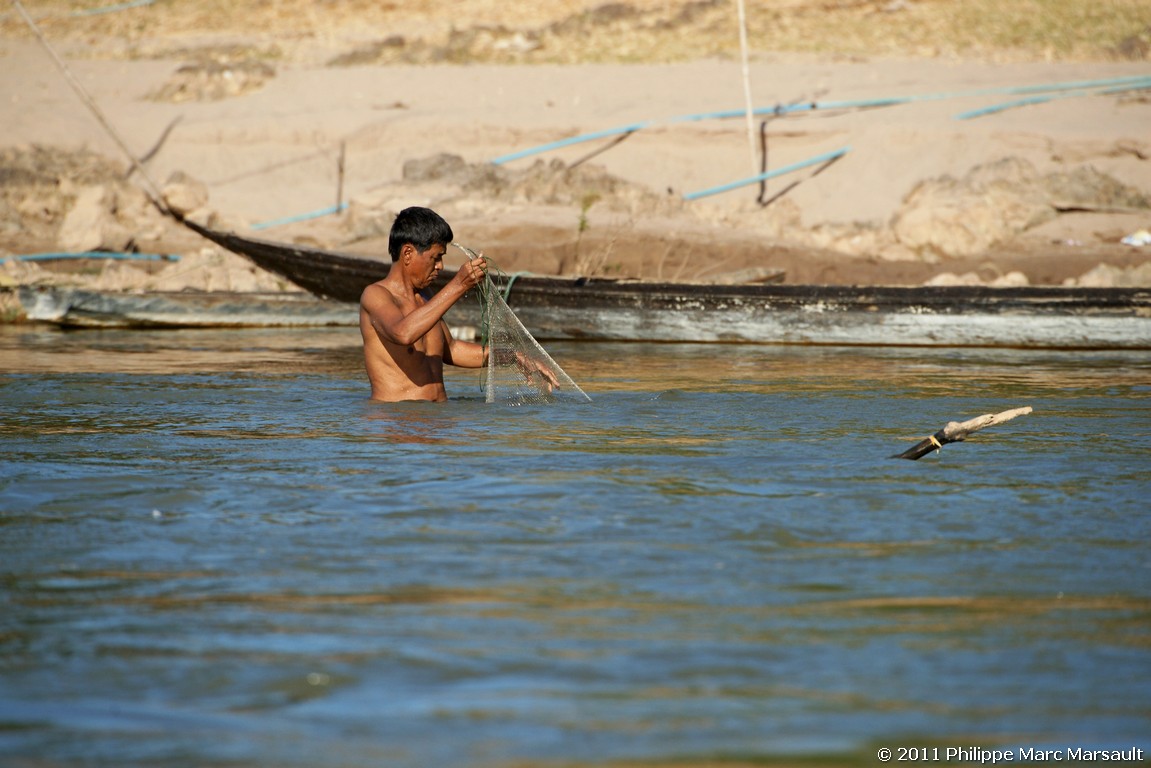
{"left": 388, "top": 206, "right": 454, "bottom": 262}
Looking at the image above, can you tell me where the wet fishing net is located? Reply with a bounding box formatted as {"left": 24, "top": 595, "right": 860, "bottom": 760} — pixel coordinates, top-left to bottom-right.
{"left": 453, "top": 243, "right": 591, "bottom": 406}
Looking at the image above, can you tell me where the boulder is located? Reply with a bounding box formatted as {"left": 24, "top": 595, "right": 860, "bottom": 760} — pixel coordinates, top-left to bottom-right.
{"left": 345, "top": 191, "right": 402, "bottom": 242}
{"left": 1069, "top": 261, "right": 1151, "bottom": 288}
{"left": 891, "top": 158, "right": 1054, "bottom": 259}
{"left": 891, "top": 158, "right": 1149, "bottom": 259}
{"left": 57, "top": 185, "right": 133, "bottom": 253}
{"left": 162, "top": 172, "right": 210, "bottom": 217}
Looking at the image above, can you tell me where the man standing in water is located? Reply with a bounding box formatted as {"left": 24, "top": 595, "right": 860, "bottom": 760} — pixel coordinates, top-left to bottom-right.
{"left": 360, "top": 206, "right": 489, "bottom": 402}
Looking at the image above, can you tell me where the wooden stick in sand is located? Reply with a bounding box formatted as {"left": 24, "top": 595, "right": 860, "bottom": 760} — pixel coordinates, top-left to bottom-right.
{"left": 893, "top": 407, "right": 1034, "bottom": 461}
{"left": 336, "top": 140, "right": 346, "bottom": 211}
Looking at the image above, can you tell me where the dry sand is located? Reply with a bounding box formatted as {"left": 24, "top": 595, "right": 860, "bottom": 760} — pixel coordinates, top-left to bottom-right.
{"left": 2, "top": 0, "right": 1151, "bottom": 308}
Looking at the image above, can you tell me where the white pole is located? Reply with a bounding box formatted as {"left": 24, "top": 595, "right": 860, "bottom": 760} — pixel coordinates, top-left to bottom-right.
{"left": 735, "top": 0, "right": 757, "bottom": 176}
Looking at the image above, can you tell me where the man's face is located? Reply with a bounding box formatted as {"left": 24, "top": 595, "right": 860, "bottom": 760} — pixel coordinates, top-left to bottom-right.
{"left": 411, "top": 243, "right": 446, "bottom": 289}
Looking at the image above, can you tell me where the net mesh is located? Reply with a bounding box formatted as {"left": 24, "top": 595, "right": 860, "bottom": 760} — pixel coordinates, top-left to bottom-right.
{"left": 453, "top": 243, "right": 591, "bottom": 406}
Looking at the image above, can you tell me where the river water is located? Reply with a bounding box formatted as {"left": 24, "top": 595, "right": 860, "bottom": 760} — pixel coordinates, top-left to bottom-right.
{"left": 2, "top": 325, "right": 1149, "bottom": 767}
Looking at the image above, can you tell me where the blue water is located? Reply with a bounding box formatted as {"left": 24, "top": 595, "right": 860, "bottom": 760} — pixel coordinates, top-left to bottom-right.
{"left": 2, "top": 326, "right": 1150, "bottom": 767}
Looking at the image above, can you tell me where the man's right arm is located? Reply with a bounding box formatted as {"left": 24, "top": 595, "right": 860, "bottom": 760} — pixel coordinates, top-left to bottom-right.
{"left": 362, "top": 261, "right": 488, "bottom": 346}
{"left": 361, "top": 283, "right": 455, "bottom": 347}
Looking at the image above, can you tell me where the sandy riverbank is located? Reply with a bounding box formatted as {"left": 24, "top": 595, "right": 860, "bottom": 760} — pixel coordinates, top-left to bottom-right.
{"left": 2, "top": 0, "right": 1150, "bottom": 321}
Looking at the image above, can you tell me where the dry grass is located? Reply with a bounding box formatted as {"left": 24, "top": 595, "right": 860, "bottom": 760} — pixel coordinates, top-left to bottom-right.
{"left": 3, "top": 0, "right": 1149, "bottom": 64}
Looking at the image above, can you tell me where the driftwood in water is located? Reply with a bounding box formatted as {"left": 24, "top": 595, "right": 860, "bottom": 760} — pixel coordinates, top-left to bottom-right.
{"left": 893, "top": 406, "right": 1033, "bottom": 460}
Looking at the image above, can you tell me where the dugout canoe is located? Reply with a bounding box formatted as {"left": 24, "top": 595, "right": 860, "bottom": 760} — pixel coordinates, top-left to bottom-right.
{"left": 17, "top": 285, "right": 357, "bottom": 328}
{"left": 182, "top": 220, "right": 1151, "bottom": 349}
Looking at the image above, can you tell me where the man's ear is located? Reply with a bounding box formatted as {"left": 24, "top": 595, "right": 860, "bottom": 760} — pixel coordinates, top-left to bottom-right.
{"left": 401, "top": 243, "right": 415, "bottom": 265}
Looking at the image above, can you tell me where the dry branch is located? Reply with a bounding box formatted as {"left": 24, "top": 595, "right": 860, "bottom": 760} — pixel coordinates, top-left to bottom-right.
{"left": 893, "top": 406, "right": 1033, "bottom": 460}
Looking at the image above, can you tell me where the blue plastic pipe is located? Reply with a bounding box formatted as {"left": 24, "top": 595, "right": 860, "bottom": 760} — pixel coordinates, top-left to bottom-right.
{"left": 250, "top": 203, "right": 348, "bottom": 231}
{"left": 490, "top": 75, "right": 1151, "bottom": 166}
{"left": 0, "top": 251, "right": 177, "bottom": 264}
{"left": 73, "top": 0, "right": 157, "bottom": 17}
{"left": 956, "top": 77, "right": 1151, "bottom": 120}
{"left": 683, "top": 146, "right": 851, "bottom": 200}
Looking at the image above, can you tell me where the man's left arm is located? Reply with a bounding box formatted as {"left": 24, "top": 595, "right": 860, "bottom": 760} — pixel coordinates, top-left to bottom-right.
{"left": 441, "top": 321, "right": 487, "bottom": 369}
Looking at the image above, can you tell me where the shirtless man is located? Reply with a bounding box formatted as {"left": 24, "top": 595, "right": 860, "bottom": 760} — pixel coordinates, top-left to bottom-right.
{"left": 359, "top": 207, "right": 489, "bottom": 402}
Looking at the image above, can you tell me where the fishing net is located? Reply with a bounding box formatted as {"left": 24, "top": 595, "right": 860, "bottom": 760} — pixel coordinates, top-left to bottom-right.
{"left": 453, "top": 243, "right": 591, "bottom": 406}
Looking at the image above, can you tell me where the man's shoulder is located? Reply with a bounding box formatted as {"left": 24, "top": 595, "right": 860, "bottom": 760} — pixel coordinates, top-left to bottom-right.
{"left": 361, "top": 279, "right": 397, "bottom": 305}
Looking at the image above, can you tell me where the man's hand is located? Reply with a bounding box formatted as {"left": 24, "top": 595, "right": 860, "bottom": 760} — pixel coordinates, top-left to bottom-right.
{"left": 491, "top": 348, "right": 561, "bottom": 392}
{"left": 515, "top": 351, "right": 560, "bottom": 393}
{"left": 455, "top": 253, "right": 488, "bottom": 291}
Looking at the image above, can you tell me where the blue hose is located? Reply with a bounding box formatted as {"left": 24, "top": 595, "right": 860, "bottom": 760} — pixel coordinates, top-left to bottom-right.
{"left": 0, "top": 251, "right": 177, "bottom": 265}
{"left": 490, "top": 75, "right": 1151, "bottom": 166}
{"left": 683, "top": 146, "right": 850, "bottom": 201}
{"left": 73, "top": 0, "right": 156, "bottom": 17}
{"left": 956, "top": 76, "right": 1151, "bottom": 120}
{"left": 250, "top": 203, "right": 348, "bottom": 231}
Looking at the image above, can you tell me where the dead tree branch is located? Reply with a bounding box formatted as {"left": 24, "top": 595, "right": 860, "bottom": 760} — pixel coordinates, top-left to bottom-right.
{"left": 893, "top": 406, "right": 1033, "bottom": 460}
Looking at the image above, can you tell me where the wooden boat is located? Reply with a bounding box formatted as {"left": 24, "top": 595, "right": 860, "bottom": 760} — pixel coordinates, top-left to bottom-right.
{"left": 182, "top": 220, "right": 1151, "bottom": 349}
{"left": 18, "top": 284, "right": 357, "bottom": 328}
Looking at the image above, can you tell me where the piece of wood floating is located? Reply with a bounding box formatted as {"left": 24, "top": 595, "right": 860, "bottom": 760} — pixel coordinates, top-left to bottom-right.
{"left": 893, "top": 407, "right": 1034, "bottom": 460}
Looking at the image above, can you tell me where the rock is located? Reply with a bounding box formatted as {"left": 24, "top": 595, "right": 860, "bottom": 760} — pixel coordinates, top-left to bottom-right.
{"left": 162, "top": 172, "right": 210, "bottom": 217}
{"left": 345, "top": 192, "right": 401, "bottom": 241}
{"left": 1046, "top": 165, "right": 1151, "bottom": 211}
{"left": 989, "top": 270, "right": 1030, "bottom": 287}
{"left": 892, "top": 158, "right": 1054, "bottom": 259}
{"left": 145, "top": 248, "right": 288, "bottom": 292}
{"left": 57, "top": 185, "right": 134, "bottom": 253}
{"left": 1113, "top": 27, "right": 1151, "bottom": 60}
{"left": 0, "top": 289, "right": 23, "bottom": 321}
{"left": 891, "top": 158, "right": 1148, "bottom": 260}
{"left": 204, "top": 211, "right": 248, "bottom": 232}
{"left": 925, "top": 268, "right": 1030, "bottom": 287}
{"left": 117, "top": 184, "right": 168, "bottom": 244}
{"left": 2, "top": 257, "right": 57, "bottom": 286}
{"left": 92, "top": 260, "right": 152, "bottom": 293}
{"left": 148, "top": 57, "right": 276, "bottom": 103}
{"left": 402, "top": 153, "right": 470, "bottom": 183}
{"left": 811, "top": 220, "right": 895, "bottom": 258}
{"left": 1069, "top": 262, "right": 1151, "bottom": 288}
{"left": 1122, "top": 262, "right": 1151, "bottom": 286}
